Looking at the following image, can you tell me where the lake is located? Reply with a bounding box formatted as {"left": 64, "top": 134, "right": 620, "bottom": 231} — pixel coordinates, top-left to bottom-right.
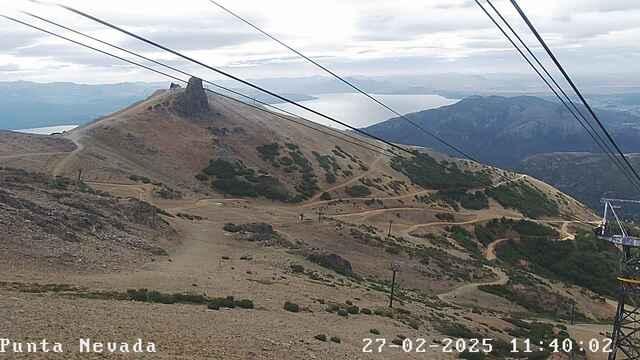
{"left": 272, "top": 93, "right": 458, "bottom": 129}
{"left": 11, "top": 93, "right": 458, "bottom": 135}
{"left": 15, "top": 125, "right": 78, "bottom": 135}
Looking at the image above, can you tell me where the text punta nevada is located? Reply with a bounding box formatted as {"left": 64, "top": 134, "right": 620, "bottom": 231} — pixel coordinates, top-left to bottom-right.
{"left": 1, "top": 338, "right": 157, "bottom": 353}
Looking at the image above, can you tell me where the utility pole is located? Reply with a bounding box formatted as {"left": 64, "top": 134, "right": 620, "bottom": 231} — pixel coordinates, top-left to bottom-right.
{"left": 387, "top": 220, "right": 393, "bottom": 238}
{"left": 389, "top": 263, "right": 400, "bottom": 308}
{"left": 570, "top": 303, "right": 575, "bottom": 360}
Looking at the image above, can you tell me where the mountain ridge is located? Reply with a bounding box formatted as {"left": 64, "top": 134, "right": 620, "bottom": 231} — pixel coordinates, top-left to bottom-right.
{"left": 364, "top": 94, "right": 640, "bottom": 167}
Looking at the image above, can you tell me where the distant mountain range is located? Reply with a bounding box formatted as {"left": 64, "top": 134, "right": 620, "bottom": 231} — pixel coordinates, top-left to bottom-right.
{"left": 0, "top": 81, "right": 166, "bottom": 130}
{"left": 364, "top": 95, "right": 640, "bottom": 168}
{"left": 521, "top": 152, "right": 640, "bottom": 213}
{"left": 0, "top": 81, "right": 319, "bottom": 130}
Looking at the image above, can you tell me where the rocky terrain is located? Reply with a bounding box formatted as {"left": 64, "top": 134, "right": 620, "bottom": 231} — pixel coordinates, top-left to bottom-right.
{"left": 0, "top": 167, "right": 175, "bottom": 274}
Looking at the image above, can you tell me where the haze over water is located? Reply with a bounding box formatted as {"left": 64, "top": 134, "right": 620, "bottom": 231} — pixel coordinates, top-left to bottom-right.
{"left": 273, "top": 93, "right": 458, "bottom": 129}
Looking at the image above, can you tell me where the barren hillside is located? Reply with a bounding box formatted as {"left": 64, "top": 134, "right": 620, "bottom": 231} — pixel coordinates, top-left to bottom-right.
{"left": 0, "top": 78, "right": 611, "bottom": 360}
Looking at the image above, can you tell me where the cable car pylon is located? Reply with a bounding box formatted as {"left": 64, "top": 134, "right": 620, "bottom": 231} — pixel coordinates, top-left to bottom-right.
{"left": 598, "top": 198, "right": 640, "bottom": 359}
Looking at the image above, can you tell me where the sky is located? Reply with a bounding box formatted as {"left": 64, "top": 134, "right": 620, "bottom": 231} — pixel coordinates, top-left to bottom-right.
{"left": 1, "top": 0, "right": 640, "bottom": 84}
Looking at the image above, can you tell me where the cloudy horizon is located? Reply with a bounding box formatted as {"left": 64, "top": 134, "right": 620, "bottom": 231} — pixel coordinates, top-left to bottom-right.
{"left": 1, "top": 0, "right": 640, "bottom": 86}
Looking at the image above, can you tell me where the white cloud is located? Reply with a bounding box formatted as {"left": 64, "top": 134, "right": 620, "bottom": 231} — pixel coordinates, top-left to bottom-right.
{"left": 0, "top": 0, "right": 639, "bottom": 83}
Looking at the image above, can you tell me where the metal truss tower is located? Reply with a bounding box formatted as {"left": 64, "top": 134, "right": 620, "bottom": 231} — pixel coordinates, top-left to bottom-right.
{"left": 598, "top": 198, "right": 640, "bottom": 359}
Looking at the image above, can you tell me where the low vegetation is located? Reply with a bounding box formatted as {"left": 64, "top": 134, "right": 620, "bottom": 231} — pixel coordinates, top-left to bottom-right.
{"left": 486, "top": 181, "right": 559, "bottom": 218}
{"left": 391, "top": 153, "right": 491, "bottom": 190}
{"left": 345, "top": 184, "right": 371, "bottom": 197}
{"left": 449, "top": 226, "right": 481, "bottom": 256}
{"left": 496, "top": 231, "right": 618, "bottom": 296}
{"left": 207, "top": 296, "right": 254, "bottom": 310}
{"left": 284, "top": 301, "right": 300, "bottom": 313}
{"left": 422, "top": 190, "right": 489, "bottom": 210}
{"left": 474, "top": 218, "right": 558, "bottom": 246}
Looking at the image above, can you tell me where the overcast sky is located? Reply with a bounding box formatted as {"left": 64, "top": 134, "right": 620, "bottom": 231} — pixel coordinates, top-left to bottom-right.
{"left": 1, "top": 0, "right": 640, "bottom": 84}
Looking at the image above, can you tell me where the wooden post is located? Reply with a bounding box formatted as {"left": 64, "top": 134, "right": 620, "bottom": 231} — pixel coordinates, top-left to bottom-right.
{"left": 389, "top": 263, "right": 401, "bottom": 308}
{"left": 387, "top": 220, "right": 393, "bottom": 238}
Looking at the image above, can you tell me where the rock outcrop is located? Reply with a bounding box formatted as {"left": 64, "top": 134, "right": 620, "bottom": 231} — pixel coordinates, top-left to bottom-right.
{"left": 174, "top": 77, "right": 209, "bottom": 117}
{"left": 306, "top": 252, "right": 353, "bottom": 276}
{"left": 169, "top": 83, "right": 182, "bottom": 90}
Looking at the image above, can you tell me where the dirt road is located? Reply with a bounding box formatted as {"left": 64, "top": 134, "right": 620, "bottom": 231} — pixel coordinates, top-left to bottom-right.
{"left": 52, "top": 131, "right": 84, "bottom": 176}
{"left": 437, "top": 266, "right": 509, "bottom": 304}
{"left": 484, "top": 238, "right": 508, "bottom": 261}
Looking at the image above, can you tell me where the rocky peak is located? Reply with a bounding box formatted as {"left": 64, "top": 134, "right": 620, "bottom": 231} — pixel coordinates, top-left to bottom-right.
{"left": 174, "top": 77, "right": 209, "bottom": 117}
{"left": 169, "top": 82, "right": 181, "bottom": 90}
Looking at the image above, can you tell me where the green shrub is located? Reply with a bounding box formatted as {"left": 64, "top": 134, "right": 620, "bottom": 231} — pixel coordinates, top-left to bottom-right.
{"left": 325, "top": 173, "right": 337, "bottom": 184}
{"left": 48, "top": 178, "right": 68, "bottom": 190}
{"left": 361, "top": 308, "right": 372, "bottom": 315}
{"left": 314, "top": 334, "right": 327, "bottom": 342}
{"left": 284, "top": 301, "right": 300, "bottom": 313}
{"left": 203, "top": 159, "right": 239, "bottom": 179}
{"left": 223, "top": 223, "right": 242, "bottom": 232}
{"left": 330, "top": 336, "right": 341, "bottom": 343}
{"left": 369, "top": 328, "right": 380, "bottom": 335}
{"left": 172, "top": 293, "right": 208, "bottom": 304}
{"left": 212, "top": 177, "right": 258, "bottom": 197}
{"left": 208, "top": 296, "right": 236, "bottom": 310}
{"left": 496, "top": 231, "right": 618, "bottom": 296}
{"left": 345, "top": 184, "right": 371, "bottom": 197}
{"left": 436, "top": 213, "right": 455, "bottom": 222}
{"left": 320, "top": 192, "right": 332, "bottom": 201}
{"left": 337, "top": 309, "right": 349, "bottom": 317}
{"left": 391, "top": 153, "right": 491, "bottom": 190}
{"left": 486, "top": 182, "right": 559, "bottom": 218}
{"left": 256, "top": 143, "right": 280, "bottom": 161}
{"left": 326, "top": 304, "right": 340, "bottom": 312}
{"left": 290, "top": 264, "right": 305, "bottom": 273}
{"left": 235, "top": 299, "right": 254, "bottom": 309}
{"left": 346, "top": 305, "right": 360, "bottom": 314}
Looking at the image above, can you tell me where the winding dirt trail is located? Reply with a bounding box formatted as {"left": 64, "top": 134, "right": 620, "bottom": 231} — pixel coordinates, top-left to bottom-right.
{"left": 484, "top": 238, "right": 509, "bottom": 261}
{"left": 52, "top": 131, "right": 84, "bottom": 177}
{"left": 437, "top": 266, "right": 509, "bottom": 304}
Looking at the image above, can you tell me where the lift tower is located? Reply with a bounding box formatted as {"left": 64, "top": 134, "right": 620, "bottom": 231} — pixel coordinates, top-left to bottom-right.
{"left": 598, "top": 198, "right": 640, "bottom": 360}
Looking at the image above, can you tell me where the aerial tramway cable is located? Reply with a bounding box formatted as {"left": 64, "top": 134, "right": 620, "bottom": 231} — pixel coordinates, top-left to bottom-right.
{"left": 206, "top": 0, "right": 478, "bottom": 163}
{"left": 38, "top": 1, "right": 419, "bottom": 158}
{"left": 1, "top": 14, "right": 396, "bottom": 159}
{"left": 20, "top": 11, "right": 396, "bottom": 158}
{"left": 474, "top": 0, "right": 640, "bottom": 192}
{"left": 508, "top": 0, "right": 640, "bottom": 190}
{"left": 481, "top": 0, "right": 640, "bottom": 191}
